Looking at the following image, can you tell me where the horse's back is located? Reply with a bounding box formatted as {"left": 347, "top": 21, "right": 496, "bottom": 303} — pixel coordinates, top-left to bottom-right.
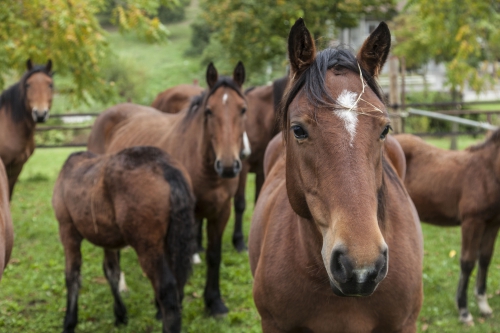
{"left": 0, "top": 159, "right": 13, "bottom": 278}
{"left": 87, "top": 103, "right": 160, "bottom": 154}
{"left": 263, "top": 133, "right": 284, "bottom": 177}
{"left": 151, "top": 84, "right": 204, "bottom": 114}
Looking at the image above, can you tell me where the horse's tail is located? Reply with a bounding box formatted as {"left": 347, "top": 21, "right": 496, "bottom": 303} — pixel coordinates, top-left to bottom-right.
{"left": 162, "top": 160, "right": 196, "bottom": 292}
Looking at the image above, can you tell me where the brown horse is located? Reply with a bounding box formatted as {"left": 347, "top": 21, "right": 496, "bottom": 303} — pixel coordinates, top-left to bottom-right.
{"left": 88, "top": 62, "right": 247, "bottom": 316}
{"left": 0, "top": 59, "right": 53, "bottom": 199}
{"left": 53, "top": 146, "right": 196, "bottom": 333}
{"left": 249, "top": 19, "right": 423, "bottom": 332}
{"left": 151, "top": 77, "right": 288, "bottom": 251}
{"left": 395, "top": 132, "right": 500, "bottom": 325}
{"left": 0, "top": 159, "right": 14, "bottom": 281}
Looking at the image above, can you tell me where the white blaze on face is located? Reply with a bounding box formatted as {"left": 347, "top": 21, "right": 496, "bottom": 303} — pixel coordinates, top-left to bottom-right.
{"left": 336, "top": 90, "right": 358, "bottom": 146}
{"left": 222, "top": 93, "right": 228, "bottom": 105}
{"left": 241, "top": 131, "right": 251, "bottom": 159}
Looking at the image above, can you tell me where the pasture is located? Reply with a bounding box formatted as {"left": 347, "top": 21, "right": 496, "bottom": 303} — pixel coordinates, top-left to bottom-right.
{"left": 0, "top": 136, "right": 499, "bottom": 333}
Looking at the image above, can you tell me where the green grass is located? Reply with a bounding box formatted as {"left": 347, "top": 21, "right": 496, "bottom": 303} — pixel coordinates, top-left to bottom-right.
{"left": 3, "top": 139, "right": 500, "bottom": 332}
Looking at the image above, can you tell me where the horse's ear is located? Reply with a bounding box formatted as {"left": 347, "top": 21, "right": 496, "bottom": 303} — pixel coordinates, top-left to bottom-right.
{"left": 27, "top": 59, "right": 33, "bottom": 71}
{"left": 46, "top": 59, "right": 52, "bottom": 73}
{"left": 233, "top": 61, "right": 245, "bottom": 87}
{"left": 288, "top": 18, "right": 316, "bottom": 78}
{"left": 206, "top": 62, "right": 218, "bottom": 89}
{"left": 357, "top": 22, "right": 391, "bottom": 78}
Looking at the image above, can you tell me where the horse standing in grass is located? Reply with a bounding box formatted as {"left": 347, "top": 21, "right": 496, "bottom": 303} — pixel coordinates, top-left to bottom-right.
{"left": 53, "top": 146, "right": 196, "bottom": 333}
{"left": 0, "top": 160, "right": 13, "bottom": 281}
{"left": 0, "top": 60, "right": 53, "bottom": 199}
{"left": 249, "top": 19, "right": 423, "bottom": 332}
{"left": 395, "top": 132, "right": 500, "bottom": 325}
{"left": 151, "top": 77, "right": 288, "bottom": 252}
{"left": 88, "top": 62, "right": 247, "bottom": 316}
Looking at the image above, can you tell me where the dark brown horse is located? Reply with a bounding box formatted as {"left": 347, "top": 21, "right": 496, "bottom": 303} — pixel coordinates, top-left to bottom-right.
{"left": 0, "top": 59, "right": 53, "bottom": 199}
{"left": 0, "top": 159, "right": 14, "bottom": 281}
{"left": 151, "top": 77, "right": 288, "bottom": 251}
{"left": 53, "top": 146, "right": 196, "bottom": 333}
{"left": 395, "top": 132, "right": 500, "bottom": 325}
{"left": 88, "top": 62, "right": 247, "bottom": 316}
{"left": 249, "top": 19, "right": 423, "bottom": 332}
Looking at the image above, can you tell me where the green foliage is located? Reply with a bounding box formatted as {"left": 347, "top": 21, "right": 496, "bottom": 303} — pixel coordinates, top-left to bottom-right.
{"left": 392, "top": 0, "right": 500, "bottom": 93}
{"left": 0, "top": 0, "right": 175, "bottom": 104}
{"left": 193, "top": 0, "right": 397, "bottom": 84}
{"left": 158, "top": 0, "right": 191, "bottom": 23}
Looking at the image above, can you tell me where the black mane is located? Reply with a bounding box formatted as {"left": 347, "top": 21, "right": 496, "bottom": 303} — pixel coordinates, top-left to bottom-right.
{"left": 279, "top": 47, "right": 384, "bottom": 136}
{"left": 184, "top": 76, "right": 245, "bottom": 122}
{"left": 467, "top": 128, "right": 500, "bottom": 152}
{"left": 0, "top": 65, "right": 53, "bottom": 123}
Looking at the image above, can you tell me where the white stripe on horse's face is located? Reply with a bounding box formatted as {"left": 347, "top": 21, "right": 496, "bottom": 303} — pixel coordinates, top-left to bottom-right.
{"left": 241, "top": 131, "right": 251, "bottom": 159}
{"left": 335, "top": 90, "right": 358, "bottom": 146}
{"left": 222, "top": 93, "right": 228, "bottom": 105}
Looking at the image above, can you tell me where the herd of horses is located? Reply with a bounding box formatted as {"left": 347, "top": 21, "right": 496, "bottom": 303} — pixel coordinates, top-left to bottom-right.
{"left": 0, "top": 18, "right": 500, "bottom": 332}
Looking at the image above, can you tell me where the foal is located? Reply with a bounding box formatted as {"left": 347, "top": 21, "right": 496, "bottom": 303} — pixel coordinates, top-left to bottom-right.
{"left": 53, "top": 146, "right": 196, "bottom": 333}
{"left": 396, "top": 132, "right": 500, "bottom": 324}
{"left": 249, "top": 19, "right": 423, "bottom": 332}
{"left": 0, "top": 59, "right": 53, "bottom": 199}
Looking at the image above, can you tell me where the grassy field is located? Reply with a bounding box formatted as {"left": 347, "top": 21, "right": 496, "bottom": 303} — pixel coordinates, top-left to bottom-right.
{"left": 3, "top": 137, "right": 500, "bottom": 333}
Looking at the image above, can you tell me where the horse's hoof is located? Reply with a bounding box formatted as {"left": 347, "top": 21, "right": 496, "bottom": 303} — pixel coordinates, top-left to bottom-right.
{"left": 232, "top": 239, "right": 248, "bottom": 253}
{"left": 459, "top": 310, "right": 474, "bottom": 326}
{"left": 192, "top": 253, "right": 202, "bottom": 265}
{"left": 476, "top": 294, "right": 493, "bottom": 317}
{"left": 207, "top": 299, "right": 229, "bottom": 318}
{"left": 114, "top": 315, "right": 128, "bottom": 327}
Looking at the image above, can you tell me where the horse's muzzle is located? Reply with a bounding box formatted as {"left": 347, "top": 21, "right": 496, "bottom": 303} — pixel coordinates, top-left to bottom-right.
{"left": 214, "top": 159, "right": 242, "bottom": 178}
{"left": 33, "top": 109, "right": 49, "bottom": 123}
{"left": 329, "top": 247, "right": 388, "bottom": 297}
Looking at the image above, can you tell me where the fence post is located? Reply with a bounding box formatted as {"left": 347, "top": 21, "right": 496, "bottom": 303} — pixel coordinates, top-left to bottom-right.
{"left": 450, "top": 122, "right": 458, "bottom": 150}
{"left": 389, "top": 55, "right": 402, "bottom": 133}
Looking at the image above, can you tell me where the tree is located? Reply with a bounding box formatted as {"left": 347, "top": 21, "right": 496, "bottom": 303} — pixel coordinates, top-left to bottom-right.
{"left": 194, "top": 0, "right": 397, "bottom": 83}
{"left": 0, "top": 0, "right": 175, "bottom": 102}
{"left": 392, "top": 0, "right": 500, "bottom": 95}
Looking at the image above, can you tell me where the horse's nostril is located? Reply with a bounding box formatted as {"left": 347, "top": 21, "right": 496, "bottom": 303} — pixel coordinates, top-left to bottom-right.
{"left": 233, "top": 160, "right": 241, "bottom": 172}
{"left": 214, "top": 160, "right": 222, "bottom": 173}
{"left": 330, "top": 247, "right": 353, "bottom": 284}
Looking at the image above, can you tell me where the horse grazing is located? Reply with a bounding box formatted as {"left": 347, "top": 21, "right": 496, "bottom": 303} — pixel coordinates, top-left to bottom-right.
{"left": 0, "top": 59, "right": 53, "bottom": 200}
{"left": 151, "top": 77, "right": 288, "bottom": 252}
{"left": 0, "top": 160, "right": 14, "bottom": 281}
{"left": 249, "top": 19, "right": 423, "bottom": 332}
{"left": 53, "top": 146, "right": 195, "bottom": 333}
{"left": 395, "top": 132, "right": 500, "bottom": 325}
{"left": 88, "top": 62, "right": 247, "bottom": 316}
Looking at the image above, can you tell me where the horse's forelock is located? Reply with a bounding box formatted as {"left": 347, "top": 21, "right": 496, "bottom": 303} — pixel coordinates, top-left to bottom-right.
{"left": 279, "top": 48, "right": 384, "bottom": 141}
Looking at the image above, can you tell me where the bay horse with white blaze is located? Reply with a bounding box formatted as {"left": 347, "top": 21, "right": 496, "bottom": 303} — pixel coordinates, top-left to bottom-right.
{"left": 0, "top": 160, "right": 14, "bottom": 281}
{"left": 87, "top": 62, "right": 247, "bottom": 316}
{"left": 151, "top": 77, "right": 288, "bottom": 251}
{"left": 395, "top": 132, "right": 500, "bottom": 325}
{"left": 0, "top": 59, "right": 53, "bottom": 199}
{"left": 53, "top": 146, "right": 195, "bottom": 333}
{"left": 249, "top": 19, "right": 423, "bottom": 332}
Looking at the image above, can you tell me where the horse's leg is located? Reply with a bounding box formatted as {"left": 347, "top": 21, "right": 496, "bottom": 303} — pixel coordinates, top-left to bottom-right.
{"left": 475, "top": 224, "right": 500, "bottom": 317}
{"left": 103, "top": 249, "right": 128, "bottom": 326}
{"left": 261, "top": 319, "right": 288, "bottom": 333}
{"left": 192, "top": 218, "right": 203, "bottom": 264}
{"left": 5, "top": 162, "right": 24, "bottom": 201}
{"left": 254, "top": 168, "right": 265, "bottom": 203}
{"left": 204, "top": 205, "right": 230, "bottom": 316}
{"left": 136, "top": 246, "right": 181, "bottom": 333}
{"left": 233, "top": 164, "right": 249, "bottom": 252}
{"left": 60, "top": 222, "right": 83, "bottom": 333}
{"left": 456, "top": 219, "right": 485, "bottom": 325}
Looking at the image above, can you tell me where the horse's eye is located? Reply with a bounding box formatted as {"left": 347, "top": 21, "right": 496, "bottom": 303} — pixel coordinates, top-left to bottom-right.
{"left": 292, "top": 125, "right": 308, "bottom": 139}
{"left": 380, "top": 125, "right": 391, "bottom": 140}
{"left": 205, "top": 109, "right": 212, "bottom": 116}
{"left": 241, "top": 107, "right": 247, "bottom": 114}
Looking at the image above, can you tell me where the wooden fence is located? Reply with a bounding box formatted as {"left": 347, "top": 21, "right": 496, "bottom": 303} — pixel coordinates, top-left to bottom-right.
{"left": 35, "top": 100, "right": 500, "bottom": 149}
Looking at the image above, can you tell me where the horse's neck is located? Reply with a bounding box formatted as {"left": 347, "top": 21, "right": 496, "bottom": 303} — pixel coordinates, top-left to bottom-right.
{"left": 169, "top": 107, "right": 216, "bottom": 178}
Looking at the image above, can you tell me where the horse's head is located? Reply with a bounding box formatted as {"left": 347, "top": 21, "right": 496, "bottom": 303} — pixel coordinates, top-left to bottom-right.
{"left": 24, "top": 59, "right": 54, "bottom": 123}
{"left": 282, "top": 19, "right": 392, "bottom": 297}
{"left": 203, "top": 62, "right": 247, "bottom": 178}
